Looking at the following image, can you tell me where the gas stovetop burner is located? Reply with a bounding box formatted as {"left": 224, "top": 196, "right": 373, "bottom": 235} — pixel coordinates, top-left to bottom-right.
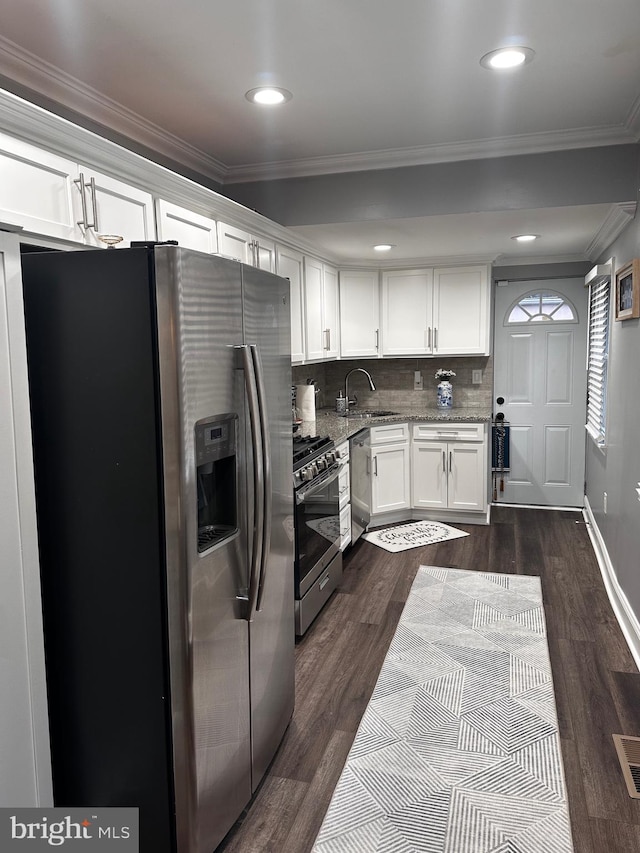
{"left": 293, "top": 434, "right": 334, "bottom": 470}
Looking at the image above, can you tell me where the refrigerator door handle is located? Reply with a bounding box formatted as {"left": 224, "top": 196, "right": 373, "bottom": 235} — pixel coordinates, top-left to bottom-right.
{"left": 251, "top": 344, "right": 271, "bottom": 613}
{"left": 240, "top": 344, "right": 264, "bottom": 620}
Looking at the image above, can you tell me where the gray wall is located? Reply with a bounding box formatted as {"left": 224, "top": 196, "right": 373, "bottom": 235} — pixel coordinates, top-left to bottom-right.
{"left": 224, "top": 146, "right": 639, "bottom": 226}
{"left": 586, "top": 203, "right": 640, "bottom": 619}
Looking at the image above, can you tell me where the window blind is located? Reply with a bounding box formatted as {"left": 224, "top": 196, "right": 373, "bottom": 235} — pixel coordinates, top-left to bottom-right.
{"left": 586, "top": 278, "right": 609, "bottom": 445}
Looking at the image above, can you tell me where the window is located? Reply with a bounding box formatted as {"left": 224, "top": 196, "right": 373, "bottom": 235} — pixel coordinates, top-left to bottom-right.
{"left": 505, "top": 291, "right": 577, "bottom": 324}
{"left": 586, "top": 277, "right": 610, "bottom": 446}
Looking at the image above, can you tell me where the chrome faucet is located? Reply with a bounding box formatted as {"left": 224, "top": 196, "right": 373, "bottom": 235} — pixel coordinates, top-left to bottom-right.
{"left": 344, "top": 367, "right": 376, "bottom": 411}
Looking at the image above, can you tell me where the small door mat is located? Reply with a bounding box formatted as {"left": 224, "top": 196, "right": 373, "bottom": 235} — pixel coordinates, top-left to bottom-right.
{"left": 363, "top": 520, "right": 469, "bottom": 552}
{"left": 312, "top": 565, "right": 574, "bottom": 853}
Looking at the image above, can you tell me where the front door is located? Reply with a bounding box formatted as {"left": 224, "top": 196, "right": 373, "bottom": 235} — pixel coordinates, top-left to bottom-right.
{"left": 493, "top": 278, "right": 588, "bottom": 507}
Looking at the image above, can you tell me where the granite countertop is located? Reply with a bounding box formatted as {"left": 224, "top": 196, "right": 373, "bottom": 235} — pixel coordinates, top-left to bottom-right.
{"left": 298, "top": 406, "right": 492, "bottom": 444}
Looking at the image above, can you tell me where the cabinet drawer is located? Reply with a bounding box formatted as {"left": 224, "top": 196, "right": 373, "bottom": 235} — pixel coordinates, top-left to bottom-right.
{"left": 370, "top": 422, "right": 409, "bottom": 445}
{"left": 412, "top": 422, "right": 484, "bottom": 442}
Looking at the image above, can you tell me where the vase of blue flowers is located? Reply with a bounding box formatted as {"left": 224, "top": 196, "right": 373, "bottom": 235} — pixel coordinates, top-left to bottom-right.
{"left": 435, "top": 369, "right": 456, "bottom": 408}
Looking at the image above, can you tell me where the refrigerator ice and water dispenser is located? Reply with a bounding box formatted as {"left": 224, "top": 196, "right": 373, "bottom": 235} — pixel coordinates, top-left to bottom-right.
{"left": 195, "top": 413, "right": 238, "bottom": 552}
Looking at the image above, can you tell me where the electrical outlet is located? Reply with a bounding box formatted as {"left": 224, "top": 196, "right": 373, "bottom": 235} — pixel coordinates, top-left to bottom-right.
{"left": 472, "top": 369, "right": 482, "bottom": 384}
{"left": 414, "top": 370, "right": 423, "bottom": 390}
{"left": 603, "top": 492, "right": 607, "bottom": 514}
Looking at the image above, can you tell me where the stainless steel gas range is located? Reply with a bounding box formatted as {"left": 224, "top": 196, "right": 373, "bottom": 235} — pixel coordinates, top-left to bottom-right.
{"left": 292, "top": 433, "right": 343, "bottom": 635}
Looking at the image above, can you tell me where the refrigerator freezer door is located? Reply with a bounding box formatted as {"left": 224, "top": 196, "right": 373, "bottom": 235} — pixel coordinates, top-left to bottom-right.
{"left": 154, "top": 248, "right": 252, "bottom": 853}
{"left": 241, "top": 264, "right": 295, "bottom": 788}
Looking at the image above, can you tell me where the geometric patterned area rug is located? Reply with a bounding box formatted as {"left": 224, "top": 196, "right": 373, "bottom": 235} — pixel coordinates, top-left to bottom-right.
{"left": 363, "top": 521, "right": 469, "bottom": 552}
{"left": 312, "top": 566, "right": 575, "bottom": 853}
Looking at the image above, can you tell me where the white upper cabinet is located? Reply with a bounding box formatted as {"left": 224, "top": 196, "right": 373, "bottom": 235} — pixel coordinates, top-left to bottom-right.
{"left": 156, "top": 199, "right": 218, "bottom": 253}
{"left": 276, "top": 245, "right": 305, "bottom": 363}
{"left": 255, "top": 238, "right": 276, "bottom": 273}
{"left": 78, "top": 168, "right": 154, "bottom": 248}
{"left": 432, "top": 265, "right": 490, "bottom": 355}
{"left": 381, "top": 269, "right": 434, "bottom": 355}
{"left": 339, "top": 270, "right": 380, "bottom": 358}
{"left": 0, "top": 131, "right": 82, "bottom": 242}
{"left": 381, "top": 265, "right": 490, "bottom": 356}
{"left": 304, "top": 256, "right": 324, "bottom": 361}
{"left": 217, "top": 222, "right": 275, "bottom": 272}
{"left": 0, "top": 131, "right": 154, "bottom": 247}
{"left": 304, "top": 258, "right": 340, "bottom": 361}
{"left": 322, "top": 264, "right": 340, "bottom": 359}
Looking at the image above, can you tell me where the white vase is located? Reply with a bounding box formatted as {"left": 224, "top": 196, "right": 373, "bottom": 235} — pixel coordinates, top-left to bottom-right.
{"left": 437, "top": 381, "right": 453, "bottom": 408}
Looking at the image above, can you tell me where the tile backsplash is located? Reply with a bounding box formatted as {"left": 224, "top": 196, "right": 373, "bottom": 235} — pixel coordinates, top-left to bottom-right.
{"left": 292, "top": 356, "right": 493, "bottom": 412}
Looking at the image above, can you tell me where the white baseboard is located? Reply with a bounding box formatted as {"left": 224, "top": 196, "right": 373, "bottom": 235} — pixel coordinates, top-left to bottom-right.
{"left": 583, "top": 496, "right": 640, "bottom": 671}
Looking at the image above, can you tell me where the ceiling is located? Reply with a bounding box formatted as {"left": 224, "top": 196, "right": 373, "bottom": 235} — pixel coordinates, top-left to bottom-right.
{"left": 1, "top": 0, "right": 639, "bottom": 265}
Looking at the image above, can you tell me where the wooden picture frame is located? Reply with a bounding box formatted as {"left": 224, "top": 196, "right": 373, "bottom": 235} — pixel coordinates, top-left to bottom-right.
{"left": 615, "top": 259, "right": 640, "bottom": 321}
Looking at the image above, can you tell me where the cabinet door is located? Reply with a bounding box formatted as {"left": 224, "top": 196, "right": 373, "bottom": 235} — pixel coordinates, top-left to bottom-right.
{"left": 371, "top": 443, "right": 410, "bottom": 514}
{"left": 276, "top": 246, "right": 305, "bottom": 363}
{"left": 80, "top": 168, "right": 155, "bottom": 248}
{"left": 156, "top": 199, "right": 218, "bottom": 253}
{"left": 217, "top": 222, "right": 253, "bottom": 263}
{"left": 0, "top": 131, "right": 81, "bottom": 242}
{"left": 255, "top": 237, "right": 276, "bottom": 272}
{"left": 339, "top": 270, "right": 380, "bottom": 358}
{"left": 432, "top": 266, "right": 490, "bottom": 355}
{"left": 412, "top": 441, "right": 448, "bottom": 508}
{"left": 448, "top": 443, "right": 486, "bottom": 511}
{"left": 322, "top": 264, "right": 340, "bottom": 359}
{"left": 304, "top": 256, "right": 324, "bottom": 361}
{"left": 381, "top": 269, "right": 433, "bottom": 355}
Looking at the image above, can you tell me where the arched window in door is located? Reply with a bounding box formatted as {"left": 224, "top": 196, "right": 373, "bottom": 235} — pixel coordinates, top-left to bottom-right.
{"left": 505, "top": 290, "right": 578, "bottom": 324}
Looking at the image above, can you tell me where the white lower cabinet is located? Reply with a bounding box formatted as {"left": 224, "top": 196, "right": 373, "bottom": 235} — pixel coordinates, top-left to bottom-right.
{"left": 412, "top": 422, "right": 487, "bottom": 513}
{"left": 370, "top": 424, "right": 410, "bottom": 517}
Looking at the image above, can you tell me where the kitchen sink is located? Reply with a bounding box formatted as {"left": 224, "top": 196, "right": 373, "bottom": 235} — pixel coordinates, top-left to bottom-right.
{"left": 342, "top": 409, "right": 399, "bottom": 419}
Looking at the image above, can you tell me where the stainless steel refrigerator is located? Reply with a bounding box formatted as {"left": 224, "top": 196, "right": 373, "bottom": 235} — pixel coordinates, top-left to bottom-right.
{"left": 21, "top": 245, "right": 294, "bottom": 853}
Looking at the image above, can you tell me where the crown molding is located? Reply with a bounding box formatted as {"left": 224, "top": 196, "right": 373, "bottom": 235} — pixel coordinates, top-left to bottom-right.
{"left": 224, "top": 126, "right": 639, "bottom": 184}
{"left": 492, "top": 252, "right": 590, "bottom": 267}
{"left": 0, "top": 35, "right": 228, "bottom": 184}
{"left": 584, "top": 201, "right": 637, "bottom": 261}
{"left": 340, "top": 253, "right": 496, "bottom": 269}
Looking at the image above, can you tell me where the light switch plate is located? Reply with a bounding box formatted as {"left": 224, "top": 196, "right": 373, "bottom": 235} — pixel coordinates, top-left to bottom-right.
{"left": 472, "top": 369, "right": 482, "bottom": 384}
{"left": 414, "top": 370, "right": 423, "bottom": 390}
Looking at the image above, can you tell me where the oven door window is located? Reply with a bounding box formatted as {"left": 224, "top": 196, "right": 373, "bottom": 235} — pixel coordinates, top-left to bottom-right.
{"left": 294, "top": 469, "right": 340, "bottom": 592}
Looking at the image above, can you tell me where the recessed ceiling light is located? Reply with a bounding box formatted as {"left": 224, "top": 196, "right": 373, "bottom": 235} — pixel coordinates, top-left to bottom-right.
{"left": 512, "top": 234, "right": 539, "bottom": 242}
{"left": 373, "top": 244, "right": 395, "bottom": 252}
{"left": 245, "top": 87, "right": 292, "bottom": 105}
{"left": 480, "top": 46, "right": 535, "bottom": 70}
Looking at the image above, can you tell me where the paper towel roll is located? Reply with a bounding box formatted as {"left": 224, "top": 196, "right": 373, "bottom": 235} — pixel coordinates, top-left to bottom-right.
{"left": 296, "top": 384, "right": 316, "bottom": 421}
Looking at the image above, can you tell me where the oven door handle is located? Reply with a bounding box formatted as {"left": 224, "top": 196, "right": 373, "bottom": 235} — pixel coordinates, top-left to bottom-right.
{"left": 251, "top": 344, "right": 271, "bottom": 613}
{"left": 240, "top": 344, "right": 263, "bottom": 621}
{"left": 295, "top": 463, "right": 340, "bottom": 503}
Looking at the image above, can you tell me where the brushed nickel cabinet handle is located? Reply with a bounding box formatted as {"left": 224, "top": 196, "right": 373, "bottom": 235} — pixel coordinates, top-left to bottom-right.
{"left": 73, "top": 173, "right": 88, "bottom": 228}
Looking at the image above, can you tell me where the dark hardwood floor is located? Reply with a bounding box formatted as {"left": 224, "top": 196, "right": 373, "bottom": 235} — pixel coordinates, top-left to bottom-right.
{"left": 219, "top": 507, "right": 640, "bottom": 852}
